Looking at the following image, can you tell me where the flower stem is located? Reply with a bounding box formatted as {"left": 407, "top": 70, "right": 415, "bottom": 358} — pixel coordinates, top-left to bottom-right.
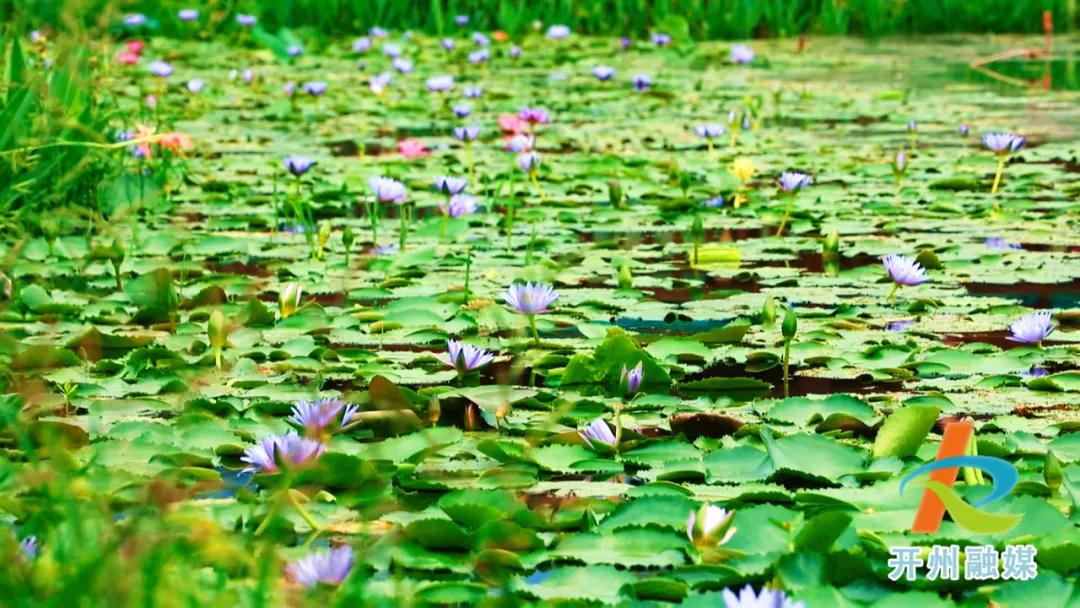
{"left": 782, "top": 339, "right": 792, "bottom": 398}
{"left": 530, "top": 171, "right": 546, "bottom": 202}
{"left": 254, "top": 492, "right": 281, "bottom": 536}
{"left": 991, "top": 155, "right": 1006, "bottom": 197}
{"left": 466, "top": 141, "right": 474, "bottom": 184}
{"left": 886, "top": 283, "right": 900, "bottom": 302}
{"left": 775, "top": 194, "right": 795, "bottom": 236}
{"left": 399, "top": 202, "right": 409, "bottom": 250}
{"left": 528, "top": 314, "right": 539, "bottom": 345}
{"left": 463, "top": 245, "right": 472, "bottom": 305}
{"left": 287, "top": 489, "right": 321, "bottom": 533}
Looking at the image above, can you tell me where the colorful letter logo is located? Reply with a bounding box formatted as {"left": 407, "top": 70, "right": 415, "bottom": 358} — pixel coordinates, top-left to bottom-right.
{"left": 901, "top": 421, "right": 1022, "bottom": 535}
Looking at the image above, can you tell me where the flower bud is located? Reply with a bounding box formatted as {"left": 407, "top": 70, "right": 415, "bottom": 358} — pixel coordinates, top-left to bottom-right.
{"left": 782, "top": 308, "right": 798, "bottom": 341}
{"left": 761, "top": 295, "right": 777, "bottom": 328}
{"left": 279, "top": 283, "right": 303, "bottom": 319}
{"left": 617, "top": 263, "right": 633, "bottom": 289}
{"left": 608, "top": 179, "right": 623, "bottom": 208}
{"left": 687, "top": 504, "right": 737, "bottom": 548}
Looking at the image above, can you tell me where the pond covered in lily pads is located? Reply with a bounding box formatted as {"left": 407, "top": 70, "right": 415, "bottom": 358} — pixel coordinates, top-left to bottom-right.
{"left": 2, "top": 30, "right": 1079, "bottom": 607}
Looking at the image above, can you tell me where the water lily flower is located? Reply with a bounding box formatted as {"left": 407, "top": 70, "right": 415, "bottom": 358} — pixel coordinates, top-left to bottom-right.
{"left": 620, "top": 37, "right": 632, "bottom": 49}
{"left": 287, "top": 45, "right": 303, "bottom": 58}
{"left": 158, "top": 132, "right": 193, "bottom": 154}
{"left": 123, "top": 13, "right": 146, "bottom": 27}
{"left": 186, "top": 78, "right": 204, "bottom": 94}
{"left": 467, "top": 49, "right": 489, "bottom": 64}
{"left": 455, "top": 15, "right": 470, "bottom": 26}
{"left": 383, "top": 43, "right": 402, "bottom": 58}
{"left": 907, "top": 120, "right": 918, "bottom": 132}
{"left": 241, "top": 432, "right": 325, "bottom": 473}
{"left": 516, "top": 151, "right": 540, "bottom": 173}
{"left": 499, "top": 113, "right": 529, "bottom": 135}
{"left": 885, "top": 319, "right": 915, "bottom": 332}
{"left": 434, "top": 176, "right": 468, "bottom": 196}
{"left": 620, "top": 361, "right": 644, "bottom": 395}
{"left": 398, "top": 138, "right": 427, "bottom": 158}
{"left": 452, "top": 103, "right": 471, "bottom": 118}
{"left": 453, "top": 125, "right": 481, "bottom": 141}
{"left": 593, "top": 65, "right": 616, "bottom": 81}
{"left": 236, "top": 14, "right": 257, "bottom": 27}
{"left": 703, "top": 195, "right": 726, "bottom": 208}
{"left": 731, "top": 158, "right": 756, "bottom": 185}
{"left": 441, "top": 38, "right": 455, "bottom": 51}
{"left": 507, "top": 134, "right": 535, "bottom": 152}
{"left": 19, "top": 536, "right": 38, "bottom": 560}
{"left": 426, "top": 75, "right": 454, "bottom": 92}
{"left": 519, "top": 107, "right": 550, "bottom": 125}
{"left": 730, "top": 44, "right": 754, "bottom": 64}
{"left": 959, "top": 124, "right": 970, "bottom": 136}
{"left": 353, "top": 37, "right": 372, "bottom": 52}
{"left": 178, "top": 8, "right": 199, "bottom": 21}
{"left": 983, "top": 132, "right": 1026, "bottom": 194}
{"left": 302, "top": 81, "right": 327, "bottom": 96}
{"left": 502, "top": 282, "right": 558, "bottom": 315}
{"left": 579, "top": 417, "right": 617, "bottom": 450}
{"left": 882, "top": 254, "right": 928, "bottom": 300}
{"left": 242, "top": 69, "right": 255, "bottom": 84}
{"left": 439, "top": 194, "right": 478, "bottom": 218}
{"left": 687, "top": 504, "right": 737, "bottom": 548}
{"left": 369, "top": 72, "right": 394, "bottom": 93}
{"left": 463, "top": 86, "right": 482, "bottom": 99}
{"left": 287, "top": 546, "right": 353, "bottom": 588}
{"left": 632, "top": 74, "right": 651, "bottom": 92}
{"left": 1007, "top": 310, "right": 1054, "bottom": 345}
{"left": 472, "top": 32, "right": 490, "bottom": 46}
{"left": 369, "top": 177, "right": 407, "bottom": 203}
{"left": 369, "top": 26, "right": 388, "bottom": 38}
{"left": 392, "top": 57, "right": 414, "bottom": 73}
{"left": 546, "top": 24, "right": 571, "bottom": 39}
{"left": 652, "top": 33, "right": 672, "bottom": 46}
{"left": 283, "top": 81, "right": 296, "bottom": 96}
{"left": 777, "top": 171, "right": 811, "bottom": 192}
{"left": 694, "top": 124, "right": 725, "bottom": 139}
{"left": 984, "top": 236, "right": 1021, "bottom": 250}
{"left": 371, "top": 243, "right": 397, "bottom": 255}
{"left": 721, "top": 585, "right": 804, "bottom": 608}
{"left": 116, "top": 49, "right": 140, "bottom": 65}
{"left": 438, "top": 339, "right": 494, "bottom": 374}
{"left": 290, "top": 399, "right": 359, "bottom": 433}
{"left": 283, "top": 156, "right": 314, "bottom": 177}
{"left": 509, "top": 45, "right": 522, "bottom": 58}
{"left": 279, "top": 282, "right": 303, "bottom": 318}
{"left": 147, "top": 60, "right": 173, "bottom": 78}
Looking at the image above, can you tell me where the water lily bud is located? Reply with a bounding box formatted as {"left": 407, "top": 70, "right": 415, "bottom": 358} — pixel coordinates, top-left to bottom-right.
{"left": 617, "top": 263, "right": 632, "bottom": 289}
{"left": 761, "top": 295, "right": 777, "bottom": 328}
{"left": 687, "top": 504, "right": 737, "bottom": 548}
{"left": 690, "top": 214, "right": 704, "bottom": 240}
{"left": 208, "top": 309, "right": 228, "bottom": 350}
{"left": 1045, "top": 450, "right": 1062, "bottom": 491}
{"left": 782, "top": 307, "right": 797, "bottom": 341}
{"left": 317, "top": 220, "right": 332, "bottom": 252}
{"left": 427, "top": 395, "right": 441, "bottom": 426}
{"left": 279, "top": 283, "right": 303, "bottom": 319}
{"left": 342, "top": 225, "right": 355, "bottom": 250}
{"left": 823, "top": 230, "right": 839, "bottom": 257}
{"left": 679, "top": 171, "right": 692, "bottom": 194}
{"left": 619, "top": 361, "right": 644, "bottom": 396}
{"left": 608, "top": 179, "right": 623, "bottom": 208}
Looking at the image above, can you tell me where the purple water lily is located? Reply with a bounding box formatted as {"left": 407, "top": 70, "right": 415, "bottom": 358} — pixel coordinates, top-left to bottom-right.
{"left": 519, "top": 107, "right": 550, "bottom": 125}
{"left": 1007, "top": 310, "right": 1054, "bottom": 345}
{"left": 369, "top": 176, "right": 407, "bottom": 203}
{"left": 242, "top": 69, "right": 255, "bottom": 84}
{"left": 439, "top": 194, "right": 478, "bottom": 218}
{"left": 721, "top": 585, "right": 804, "bottom": 608}
{"left": 882, "top": 254, "right": 929, "bottom": 286}
{"left": 241, "top": 432, "right": 325, "bottom": 474}
{"left": 620, "top": 37, "right": 633, "bottom": 49}
{"left": 516, "top": 151, "right": 540, "bottom": 173}
{"left": 287, "top": 546, "right": 353, "bottom": 588}
{"left": 959, "top": 124, "right": 970, "bottom": 136}
{"left": 502, "top": 282, "right": 558, "bottom": 315}
{"left": 508, "top": 134, "right": 535, "bottom": 152}
{"left": 694, "top": 124, "right": 725, "bottom": 139}
{"left": 283, "top": 81, "right": 296, "bottom": 96}
{"left": 283, "top": 156, "right": 314, "bottom": 177}
{"left": 287, "top": 45, "right": 303, "bottom": 58}
{"left": 123, "top": 13, "right": 146, "bottom": 27}
{"left": 546, "top": 25, "right": 571, "bottom": 39}
{"left": 703, "top": 195, "right": 726, "bottom": 208}
{"left": 983, "top": 132, "right": 1026, "bottom": 154}
{"left": 147, "top": 60, "right": 173, "bottom": 78}
{"left": 236, "top": 14, "right": 257, "bottom": 27}
{"left": 439, "top": 38, "right": 455, "bottom": 51}
{"left": 463, "top": 86, "right": 482, "bottom": 99}
{"left": 579, "top": 417, "right": 616, "bottom": 449}
{"left": 467, "top": 49, "right": 489, "bottom": 64}
{"left": 730, "top": 44, "right": 755, "bottom": 64}
{"left": 369, "top": 26, "right": 388, "bottom": 38}
{"left": 290, "top": 399, "right": 359, "bottom": 432}
{"left": 593, "top": 65, "right": 616, "bottom": 81}
{"left": 426, "top": 75, "right": 454, "bottom": 92}
{"left": 452, "top": 103, "right": 471, "bottom": 118}
{"left": 434, "top": 176, "right": 468, "bottom": 195}
{"left": 453, "top": 125, "right": 481, "bottom": 141}
{"left": 620, "top": 361, "right": 644, "bottom": 395}
{"left": 777, "top": 171, "right": 811, "bottom": 192}
{"left": 632, "top": 74, "right": 651, "bottom": 92}
{"left": 353, "top": 37, "right": 372, "bottom": 52}
{"left": 652, "top": 33, "right": 672, "bottom": 46}
{"left": 907, "top": 120, "right": 918, "bottom": 132}
{"left": 394, "top": 57, "right": 415, "bottom": 73}
{"left": 19, "top": 536, "right": 38, "bottom": 560}
{"left": 985, "top": 236, "right": 1021, "bottom": 250}
{"left": 455, "top": 15, "right": 470, "bottom": 26}
{"left": 885, "top": 319, "right": 915, "bottom": 332}
{"left": 302, "top": 81, "right": 327, "bottom": 96}
{"left": 472, "top": 32, "right": 490, "bottom": 46}
{"left": 383, "top": 43, "right": 402, "bottom": 58}
{"left": 437, "top": 339, "right": 495, "bottom": 373}
{"left": 178, "top": 8, "right": 199, "bottom": 21}
{"left": 370, "top": 72, "right": 394, "bottom": 93}
{"left": 894, "top": 150, "right": 907, "bottom": 173}
{"left": 187, "top": 79, "right": 205, "bottom": 94}
{"left": 509, "top": 46, "right": 522, "bottom": 58}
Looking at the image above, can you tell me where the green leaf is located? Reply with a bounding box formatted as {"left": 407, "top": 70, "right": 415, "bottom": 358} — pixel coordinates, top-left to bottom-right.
{"left": 872, "top": 405, "right": 939, "bottom": 458}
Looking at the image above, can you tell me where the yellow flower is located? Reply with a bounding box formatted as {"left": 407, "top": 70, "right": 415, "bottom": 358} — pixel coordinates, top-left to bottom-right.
{"left": 731, "top": 158, "right": 756, "bottom": 184}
